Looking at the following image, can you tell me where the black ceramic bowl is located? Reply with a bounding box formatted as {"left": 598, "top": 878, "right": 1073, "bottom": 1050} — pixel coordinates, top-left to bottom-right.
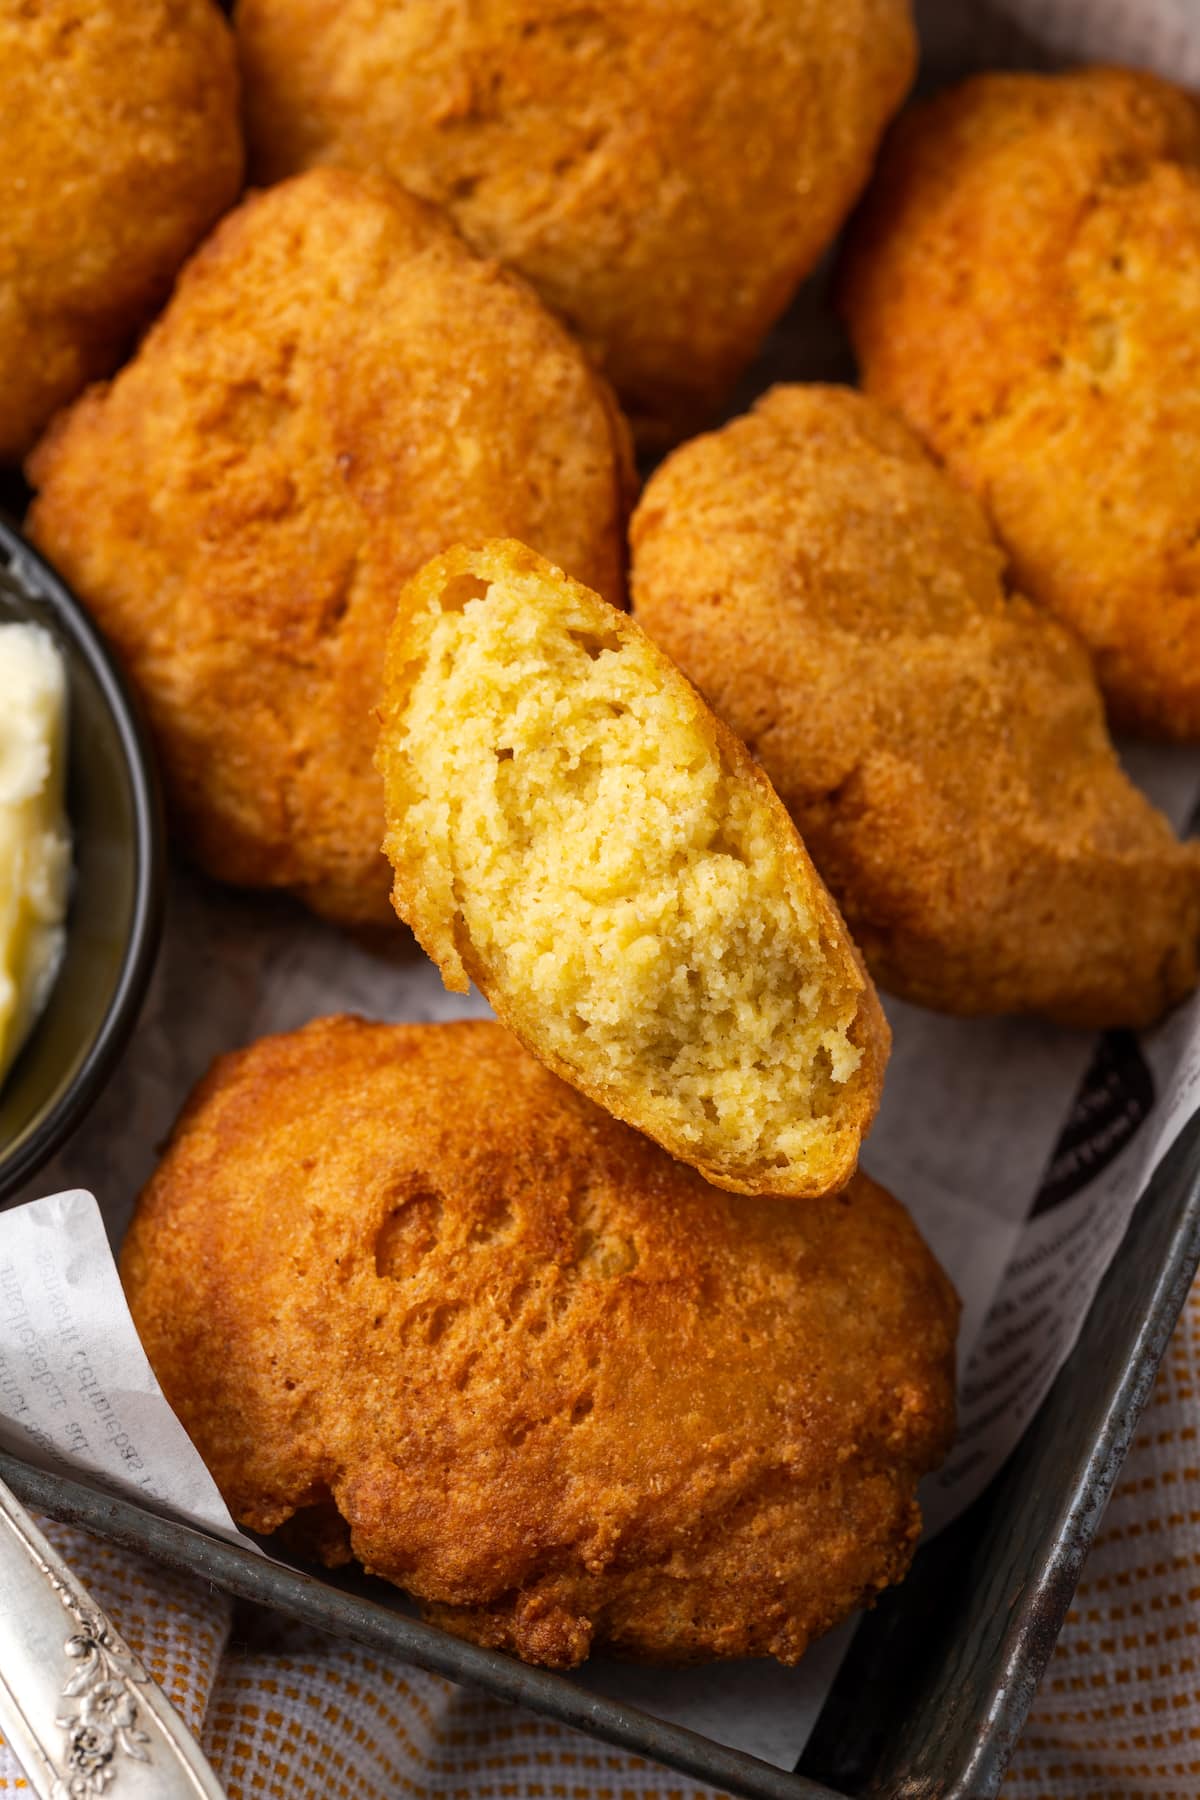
{"left": 0, "top": 516, "right": 164, "bottom": 1203}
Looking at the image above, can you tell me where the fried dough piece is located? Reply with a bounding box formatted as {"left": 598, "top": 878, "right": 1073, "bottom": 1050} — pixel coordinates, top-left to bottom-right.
{"left": 0, "top": 0, "right": 242, "bottom": 462}
{"left": 841, "top": 66, "right": 1200, "bottom": 739}
{"left": 235, "top": 0, "right": 915, "bottom": 445}
{"left": 631, "top": 386, "right": 1200, "bottom": 1028}
{"left": 27, "top": 170, "right": 633, "bottom": 926}
{"left": 120, "top": 1016, "right": 958, "bottom": 1669}
{"left": 375, "top": 540, "right": 887, "bottom": 1198}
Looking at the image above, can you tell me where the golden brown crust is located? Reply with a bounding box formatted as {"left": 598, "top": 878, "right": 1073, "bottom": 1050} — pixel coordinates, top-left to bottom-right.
{"left": 841, "top": 66, "right": 1200, "bottom": 740}
{"left": 120, "top": 1016, "right": 958, "bottom": 1668}
{"left": 235, "top": 0, "right": 915, "bottom": 445}
{"left": 375, "top": 539, "right": 889, "bottom": 1197}
{"left": 26, "top": 170, "right": 634, "bottom": 925}
{"left": 631, "top": 385, "right": 1200, "bottom": 1027}
{"left": 0, "top": 0, "right": 243, "bottom": 462}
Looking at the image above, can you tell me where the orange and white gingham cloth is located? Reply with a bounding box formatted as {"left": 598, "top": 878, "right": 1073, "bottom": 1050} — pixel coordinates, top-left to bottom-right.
{"left": 2, "top": 1273, "right": 1199, "bottom": 1800}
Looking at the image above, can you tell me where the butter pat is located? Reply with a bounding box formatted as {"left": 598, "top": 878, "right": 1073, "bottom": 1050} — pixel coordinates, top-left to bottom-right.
{"left": 0, "top": 623, "right": 71, "bottom": 1087}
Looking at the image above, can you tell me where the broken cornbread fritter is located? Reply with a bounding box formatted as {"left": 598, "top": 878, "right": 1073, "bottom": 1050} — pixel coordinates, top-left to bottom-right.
{"left": 375, "top": 540, "right": 889, "bottom": 1199}
{"left": 0, "top": 0, "right": 243, "bottom": 462}
{"left": 841, "top": 66, "right": 1200, "bottom": 739}
{"left": 236, "top": 0, "right": 916, "bottom": 445}
{"left": 27, "top": 169, "right": 633, "bottom": 926}
{"left": 630, "top": 386, "right": 1200, "bottom": 1028}
{"left": 120, "top": 1016, "right": 958, "bottom": 1670}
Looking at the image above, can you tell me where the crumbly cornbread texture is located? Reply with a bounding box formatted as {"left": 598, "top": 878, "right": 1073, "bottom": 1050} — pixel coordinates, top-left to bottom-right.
{"left": 376, "top": 540, "right": 888, "bottom": 1198}
{"left": 120, "top": 1016, "right": 958, "bottom": 1669}
{"left": 236, "top": 0, "right": 915, "bottom": 445}
{"left": 26, "top": 171, "right": 633, "bottom": 925}
{"left": 841, "top": 66, "right": 1200, "bottom": 739}
{"left": 0, "top": 0, "right": 242, "bottom": 462}
{"left": 631, "top": 386, "right": 1200, "bottom": 1028}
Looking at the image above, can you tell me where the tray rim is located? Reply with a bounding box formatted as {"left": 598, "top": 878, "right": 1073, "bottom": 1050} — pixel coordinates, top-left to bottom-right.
{"left": 954, "top": 1112, "right": 1200, "bottom": 1796}
{"left": 799, "top": 1105, "right": 1200, "bottom": 1797}
{"left": 0, "top": 1446, "right": 840, "bottom": 1800}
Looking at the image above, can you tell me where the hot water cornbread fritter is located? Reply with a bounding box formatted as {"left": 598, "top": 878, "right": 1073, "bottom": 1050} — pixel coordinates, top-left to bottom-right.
{"left": 375, "top": 540, "right": 889, "bottom": 1200}
{"left": 0, "top": 0, "right": 242, "bottom": 462}
{"left": 120, "top": 1017, "right": 959, "bottom": 1670}
{"left": 841, "top": 66, "right": 1200, "bottom": 740}
{"left": 630, "top": 386, "right": 1200, "bottom": 1027}
{"left": 235, "top": 0, "right": 916, "bottom": 445}
{"left": 26, "top": 168, "right": 633, "bottom": 927}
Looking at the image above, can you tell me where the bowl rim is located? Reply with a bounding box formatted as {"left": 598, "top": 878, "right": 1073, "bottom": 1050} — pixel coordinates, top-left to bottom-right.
{"left": 0, "top": 514, "right": 165, "bottom": 1201}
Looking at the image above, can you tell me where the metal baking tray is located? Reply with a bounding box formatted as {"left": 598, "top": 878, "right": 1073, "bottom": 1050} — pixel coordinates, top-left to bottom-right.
{"left": 4, "top": 1107, "right": 1198, "bottom": 1800}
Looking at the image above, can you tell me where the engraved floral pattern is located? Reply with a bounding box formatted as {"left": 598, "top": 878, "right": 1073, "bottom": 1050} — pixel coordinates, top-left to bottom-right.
{"left": 50, "top": 1613, "right": 150, "bottom": 1798}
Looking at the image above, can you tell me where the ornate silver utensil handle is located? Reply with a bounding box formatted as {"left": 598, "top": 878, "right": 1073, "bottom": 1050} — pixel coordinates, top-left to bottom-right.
{"left": 0, "top": 1473, "right": 226, "bottom": 1798}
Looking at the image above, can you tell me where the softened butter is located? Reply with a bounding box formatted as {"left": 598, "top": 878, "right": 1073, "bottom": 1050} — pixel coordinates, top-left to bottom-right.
{"left": 0, "top": 622, "right": 70, "bottom": 1086}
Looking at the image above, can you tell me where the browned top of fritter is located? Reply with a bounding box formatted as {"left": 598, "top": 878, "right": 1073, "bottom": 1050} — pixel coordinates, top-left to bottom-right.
{"left": 121, "top": 1016, "right": 957, "bottom": 1669}
{"left": 27, "top": 168, "right": 634, "bottom": 925}
{"left": 841, "top": 66, "right": 1200, "bottom": 739}
{"left": 236, "top": 0, "right": 915, "bottom": 444}
{"left": 0, "top": 0, "right": 242, "bottom": 462}
{"left": 631, "top": 386, "right": 1200, "bottom": 1027}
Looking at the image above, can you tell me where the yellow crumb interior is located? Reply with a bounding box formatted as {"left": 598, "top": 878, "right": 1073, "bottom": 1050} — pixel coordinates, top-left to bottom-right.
{"left": 397, "top": 568, "right": 864, "bottom": 1181}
